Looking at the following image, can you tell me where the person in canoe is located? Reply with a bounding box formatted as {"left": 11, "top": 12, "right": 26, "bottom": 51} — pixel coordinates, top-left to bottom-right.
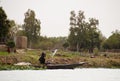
{"left": 39, "top": 52, "right": 46, "bottom": 67}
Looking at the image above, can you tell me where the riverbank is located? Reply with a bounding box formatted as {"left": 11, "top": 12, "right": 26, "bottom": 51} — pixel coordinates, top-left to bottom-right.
{"left": 0, "top": 50, "right": 120, "bottom": 70}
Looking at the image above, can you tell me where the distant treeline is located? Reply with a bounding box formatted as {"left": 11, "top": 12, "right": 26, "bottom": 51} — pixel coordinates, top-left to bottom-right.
{"left": 0, "top": 7, "right": 120, "bottom": 52}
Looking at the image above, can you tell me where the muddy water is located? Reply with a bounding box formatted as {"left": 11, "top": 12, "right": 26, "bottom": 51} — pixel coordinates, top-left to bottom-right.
{"left": 0, "top": 68, "right": 120, "bottom": 81}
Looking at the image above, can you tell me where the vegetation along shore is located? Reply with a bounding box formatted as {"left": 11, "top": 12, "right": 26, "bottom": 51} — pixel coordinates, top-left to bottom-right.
{"left": 0, "top": 49, "right": 120, "bottom": 70}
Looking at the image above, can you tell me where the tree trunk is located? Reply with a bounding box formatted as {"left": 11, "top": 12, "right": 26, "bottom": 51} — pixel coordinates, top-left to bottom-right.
{"left": 76, "top": 43, "right": 79, "bottom": 52}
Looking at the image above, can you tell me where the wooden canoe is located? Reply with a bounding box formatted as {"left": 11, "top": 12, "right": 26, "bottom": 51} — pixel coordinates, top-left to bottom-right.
{"left": 46, "top": 62, "right": 85, "bottom": 69}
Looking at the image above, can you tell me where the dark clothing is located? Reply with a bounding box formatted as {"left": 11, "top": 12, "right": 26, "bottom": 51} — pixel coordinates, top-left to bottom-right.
{"left": 39, "top": 52, "right": 46, "bottom": 64}
{"left": 7, "top": 47, "right": 10, "bottom": 53}
{"left": 39, "top": 57, "right": 45, "bottom": 64}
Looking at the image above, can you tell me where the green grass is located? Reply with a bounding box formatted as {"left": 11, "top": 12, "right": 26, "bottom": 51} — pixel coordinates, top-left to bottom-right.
{"left": 0, "top": 50, "right": 120, "bottom": 70}
{"left": 0, "top": 51, "right": 9, "bottom": 56}
{"left": 0, "top": 64, "right": 44, "bottom": 70}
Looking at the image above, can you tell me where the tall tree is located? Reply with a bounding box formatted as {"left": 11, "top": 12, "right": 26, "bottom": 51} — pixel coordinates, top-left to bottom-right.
{"left": 87, "top": 18, "right": 100, "bottom": 53}
{"left": 68, "top": 10, "right": 101, "bottom": 52}
{"left": 0, "top": 7, "right": 11, "bottom": 43}
{"left": 23, "top": 9, "right": 41, "bottom": 48}
{"left": 8, "top": 20, "right": 16, "bottom": 40}
{"left": 68, "top": 11, "right": 77, "bottom": 51}
{"left": 76, "top": 10, "right": 86, "bottom": 51}
{"left": 68, "top": 10, "right": 86, "bottom": 51}
{"left": 70, "top": 11, "right": 76, "bottom": 28}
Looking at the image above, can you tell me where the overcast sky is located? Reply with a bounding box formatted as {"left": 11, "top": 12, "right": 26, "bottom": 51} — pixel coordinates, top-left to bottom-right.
{"left": 0, "top": 0, "right": 120, "bottom": 38}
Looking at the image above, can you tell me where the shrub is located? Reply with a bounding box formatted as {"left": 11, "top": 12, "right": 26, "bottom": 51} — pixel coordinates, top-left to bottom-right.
{"left": 7, "top": 41, "right": 15, "bottom": 48}
{"left": 93, "top": 47, "right": 99, "bottom": 55}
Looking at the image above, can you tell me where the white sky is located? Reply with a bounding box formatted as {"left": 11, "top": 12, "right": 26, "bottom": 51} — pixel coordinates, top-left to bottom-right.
{"left": 0, "top": 0, "right": 120, "bottom": 38}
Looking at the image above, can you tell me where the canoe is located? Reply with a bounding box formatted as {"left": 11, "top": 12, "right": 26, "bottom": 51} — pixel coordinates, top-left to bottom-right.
{"left": 46, "top": 62, "right": 85, "bottom": 69}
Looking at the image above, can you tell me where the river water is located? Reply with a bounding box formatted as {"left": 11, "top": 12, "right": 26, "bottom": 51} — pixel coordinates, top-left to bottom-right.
{"left": 0, "top": 68, "right": 120, "bottom": 81}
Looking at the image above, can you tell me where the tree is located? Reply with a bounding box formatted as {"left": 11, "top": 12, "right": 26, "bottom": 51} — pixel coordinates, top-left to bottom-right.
{"left": 68, "top": 10, "right": 87, "bottom": 51}
{"left": 70, "top": 11, "right": 76, "bottom": 28}
{"left": 76, "top": 10, "right": 86, "bottom": 51}
{"left": 16, "top": 25, "right": 26, "bottom": 36}
{"left": 23, "top": 9, "right": 41, "bottom": 48}
{"left": 68, "top": 10, "right": 78, "bottom": 51}
{"left": 0, "top": 7, "right": 11, "bottom": 43}
{"left": 87, "top": 18, "right": 100, "bottom": 53}
{"left": 68, "top": 10, "right": 101, "bottom": 53}
{"left": 103, "top": 30, "right": 120, "bottom": 49}
{"left": 8, "top": 20, "right": 17, "bottom": 40}
{"left": 63, "top": 42, "right": 69, "bottom": 50}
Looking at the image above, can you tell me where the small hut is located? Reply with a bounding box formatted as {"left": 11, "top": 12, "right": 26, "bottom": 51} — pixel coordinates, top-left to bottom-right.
{"left": 16, "top": 36, "right": 27, "bottom": 49}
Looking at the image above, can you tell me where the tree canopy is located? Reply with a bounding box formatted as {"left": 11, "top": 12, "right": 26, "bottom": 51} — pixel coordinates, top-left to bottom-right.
{"left": 68, "top": 10, "right": 101, "bottom": 52}
{"left": 0, "top": 7, "right": 11, "bottom": 43}
{"left": 103, "top": 30, "right": 120, "bottom": 49}
{"left": 23, "top": 9, "right": 41, "bottom": 47}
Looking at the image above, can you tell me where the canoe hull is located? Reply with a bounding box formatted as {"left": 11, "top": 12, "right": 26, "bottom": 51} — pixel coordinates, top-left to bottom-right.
{"left": 47, "top": 62, "right": 85, "bottom": 69}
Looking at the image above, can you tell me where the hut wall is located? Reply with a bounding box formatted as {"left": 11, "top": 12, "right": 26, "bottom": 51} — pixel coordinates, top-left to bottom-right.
{"left": 16, "top": 36, "right": 27, "bottom": 49}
